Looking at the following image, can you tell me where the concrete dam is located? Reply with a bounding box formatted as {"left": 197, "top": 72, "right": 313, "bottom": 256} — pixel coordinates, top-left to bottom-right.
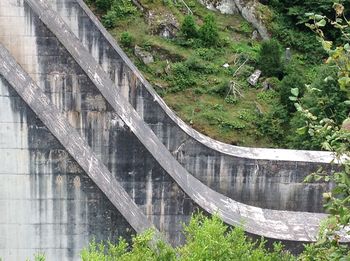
{"left": 0, "top": 0, "right": 345, "bottom": 260}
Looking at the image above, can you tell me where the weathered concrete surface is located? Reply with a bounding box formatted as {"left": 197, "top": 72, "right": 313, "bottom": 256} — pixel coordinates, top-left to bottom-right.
{"left": 0, "top": 40, "right": 155, "bottom": 236}
{"left": 46, "top": 0, "right": 336, "bottom": 212}
{"left": 0, "top": 1, "right": 198, "bottom": 259}
{"left": 24, "top": 0, "right": 350, "bottom": 243}
{"left": 0, "top": 70, "right": 135, "bottom": 259}
{"left": 0, "top": 1, "right": 346, "bottom": 260}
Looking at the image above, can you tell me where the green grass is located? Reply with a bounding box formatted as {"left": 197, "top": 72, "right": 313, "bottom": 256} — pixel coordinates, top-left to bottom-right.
{"left": 96, "top": 0, "right": 278, "bottom": 148}
{"left": 164, "top": 88, "right": 275, "bottom": 147}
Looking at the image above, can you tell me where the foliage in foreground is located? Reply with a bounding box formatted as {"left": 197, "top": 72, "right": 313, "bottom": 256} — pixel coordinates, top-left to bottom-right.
{"left": 290, "top": 4, "right": 350, "bottom": 260}
{"left": 81, "top": 213, "right": 294, "bottom": 261}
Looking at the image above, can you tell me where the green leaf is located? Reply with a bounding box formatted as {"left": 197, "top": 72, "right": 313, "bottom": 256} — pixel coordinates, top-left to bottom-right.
{"left": 314, "top": 14, "right": 324, "bottom": 21}
{"left": 291, "top": 87, "right": 299, "bottom": 97}
{"left": 338, "top": 77, "right": 350, "bottom": 90}
{"left": 294, "top": 103, "right": 302, "bottom": 112}
{"left": 305, "top": 12, "right": 315, "bottom": 17}
{"left": 296, "top": 126, "right": 307, "bottom": 135}
{"left": 316, "top": 19, "right": 327, "bottom": 27}
{"left": 289, "top": 96, "right": 297, "bottom": 101}
{"left": 321, "top": 40, "right": 333, "bottom": 51}
{"left": 344, "top": 43, "right": 350, "bottom": 52}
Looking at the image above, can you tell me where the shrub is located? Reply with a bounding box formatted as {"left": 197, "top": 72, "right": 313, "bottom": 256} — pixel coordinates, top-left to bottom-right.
{"left": 81, "top": 213, "right": 295, "bottom": 260}
{"left": 90, "top": 0, "right": 114, "bottom": 13}
{"left": 209, "top": 80, "right": 230, "bottom": 97}
{"left": 225, "top": 95, "right": 238, "bottom": 104}
{"left": 258, "top": 39, "right": 283, "bottom": 78}
{"left": 199, "top": 14, "right": 220, "bottom": 47}
{"left": 167, "top": 62, "right": 196, "bottom": 91}
{"left": 278, "top": 58, "right": 306, "bottom": 112}
{"left": 257, "top": 104, "right": 289, "bottom": 147}
{"left": 119, "top": 31, "right": 134, "bottom": 47}
{"left": 180, "top": 15, "right": 198, "bottom": 39}
{"left": 195, "top": 48, "right": 219, "bottom": 61}
{"left": 220, "top": 119, "right": 246, "bottom": 130}
{"left": 102, "top": 0, "right": 137, "bottom": 28}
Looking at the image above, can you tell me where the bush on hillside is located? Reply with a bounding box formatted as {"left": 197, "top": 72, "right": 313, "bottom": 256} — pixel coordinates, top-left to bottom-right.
{"left": 180, "top": 15, "right": 198, "bottom": 39}
{"left": 199, "top": 14, "right": 220, "bottom": 47}
{"left": 102, "top": 0, "right": 137, "bottom": 28}
{"left": 119, "top": 31, "right": 134, "bottom": 47}
{"left": 258, "top": 39, "right": 283, "bottom": 78}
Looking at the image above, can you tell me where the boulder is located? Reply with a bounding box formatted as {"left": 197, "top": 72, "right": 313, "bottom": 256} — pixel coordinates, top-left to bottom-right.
{"left": 134, "top": 45, "right": 154, "bottom": 64}
{"left": 247, "top": 69, "right": 262, "bottom": 86}
{"left": 147, "top": 11, "right": 179, "bottom": 39}
{"left": 251, "top": 30, "right": 259, "bottom": 40}
{"left": 198, "top": 0, "right": 271, "bottom": 40}
{"left": 198, "top": 0, "right": 238, "bottom": 14}
{"left": 262, "top": 77, "right": 278, "bottom": 90}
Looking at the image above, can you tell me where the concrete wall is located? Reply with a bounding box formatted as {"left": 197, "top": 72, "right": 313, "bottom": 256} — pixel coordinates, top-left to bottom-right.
{"left": 47, "top": 0, "right": 334, "bottom": 212}
{"left": 0, "top": 75, "right": 135, "bottom": 260}
{"left": 0, "top": 1, "right": 343, "bottom": 260}
{"left": 0, "top": 1, "right": 197, "bottom": 259}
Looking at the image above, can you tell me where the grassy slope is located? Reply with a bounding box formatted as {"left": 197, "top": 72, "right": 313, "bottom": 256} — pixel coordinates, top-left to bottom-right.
{"left": 107, "top": 0, "right": 278, "bottom": 147}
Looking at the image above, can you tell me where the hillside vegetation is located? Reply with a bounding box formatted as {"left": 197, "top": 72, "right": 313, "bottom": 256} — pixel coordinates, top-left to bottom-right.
{"left": 85, "top": 0, "right": 350, "bottom": 150}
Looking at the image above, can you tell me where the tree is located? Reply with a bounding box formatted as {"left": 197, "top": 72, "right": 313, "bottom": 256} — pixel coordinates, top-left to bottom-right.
{"left": 258, "top": 39, "right": 283, "bottom": 78}
{"left": 199, "top": 14, "right": 220, "bottom": 47}
{"left": 180, "top": 15, "right": 198, "bottom": 39}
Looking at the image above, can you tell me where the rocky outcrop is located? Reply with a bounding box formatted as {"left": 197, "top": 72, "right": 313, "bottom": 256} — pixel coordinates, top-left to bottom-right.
{"left": 134, "top": 45, "right": 154, "bottom": 64}
{"left": 198, "top": 0, "right": 271, "bottom": 39}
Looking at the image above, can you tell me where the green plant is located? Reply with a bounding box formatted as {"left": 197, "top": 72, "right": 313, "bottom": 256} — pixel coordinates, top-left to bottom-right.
{"left": 239, "top": 109, "right": 256, "bottom": 122}
{"left": 199, "top": 14, "right": 220, "bottom": 47}
{"left": 256, "top": 90, "right": 278, "bottom": 102}
{"left": 25, "top": 253, "right": 46, "bottom": 261}
{"left": 258, "top": 39, "right": 283, "bottom": 78}
{"left": 209, "top": 80, "right": 230, "bottom": 97}
{"left": 225, "top": 95, "right": 238, "bottom": 104}
{"left": 240, "top": 21, "right": 254, "bottom": 34}
{"left": 195, "top": 48, "right": 219, "bottom": 61}
{"left": 219, "top": 119, "right": 246, "bottom": 130}
{"left": 257, "top": 104, "right": 289, "bottom": 147}
{"left": 87, "top": 0, "right": 114, "bottom": 13}
{"left": 212, "top": 104, "right": 225, "bottom": 111}
{"left": 81, "top": 213, "right": 294, "bottom": 260}
{"left": 180, "top": 15, "right": 198, "bottom": 39}
{"left": 293, "top": 5, "right": 350, "bottom": 259}
{"left": 278, "top": 58, "right": 306, "bottom": 112}
{"left": 119, "top": 31, "right": 134, "bottom": 47}
{"left": 102, "top": 0, "right": 137, "bottom": 28}
{"left": 167, "top": 62, "right": 196, "bottom": 91}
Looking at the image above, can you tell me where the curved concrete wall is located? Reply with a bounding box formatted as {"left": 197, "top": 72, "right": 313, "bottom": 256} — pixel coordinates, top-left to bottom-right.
{"left": 0, "top": 1, "right": 345, "bottom": 260}
{"left": 46, "top": 0, "right": 335, "bottom": 212}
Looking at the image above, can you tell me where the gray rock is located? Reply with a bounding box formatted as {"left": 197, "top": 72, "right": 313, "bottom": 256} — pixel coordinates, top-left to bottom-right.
{"left": 285, "top": 47, "right": 292, "bottom": 62}
{"left": 247, "top": 69, "right": 262, "bottom": 86}
{"left": 251, "top": 30, "right": 259, "bottom": 40}
{"left": 198, "top": 0, "right": 270, "bottom": 40}
{"left": 147, "top": 11, "right": 179, "bottom": 39}
{"left": 198, "top": 0, "right": 238, "bottom": 14}
{"left": 134, "top": 45, "right": 154, "bottom": 64}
